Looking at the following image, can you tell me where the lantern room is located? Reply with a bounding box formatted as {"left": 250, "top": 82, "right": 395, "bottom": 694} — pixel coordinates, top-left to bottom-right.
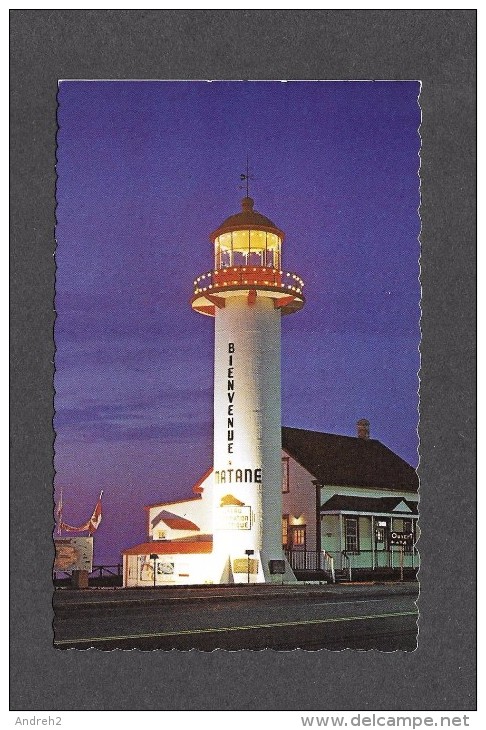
{"left": 211, "top": 197, "right": 283, "bottom": 269}
{"left": 191, "top": 195, "right": 305, "bottom": 317}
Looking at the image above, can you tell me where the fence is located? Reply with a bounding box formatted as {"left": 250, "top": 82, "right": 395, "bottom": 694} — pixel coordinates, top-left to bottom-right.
{"left": 53, "top": 564, "right": 123, "bottom": 586}
{"left": 285, "top": 548, "right": 419, "bottom": 574}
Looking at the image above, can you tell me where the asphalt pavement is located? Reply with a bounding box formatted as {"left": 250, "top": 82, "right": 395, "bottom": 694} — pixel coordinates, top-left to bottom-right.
{"left": 53, "top": 581, "right": 419, "bottom": 651}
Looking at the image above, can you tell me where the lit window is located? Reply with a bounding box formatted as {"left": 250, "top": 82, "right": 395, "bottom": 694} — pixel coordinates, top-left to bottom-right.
{"left": 216, "top": 230, "right": 282, "bottom": 270}
{"left": 289, "top": 525, "right": 306, "bottom": 550}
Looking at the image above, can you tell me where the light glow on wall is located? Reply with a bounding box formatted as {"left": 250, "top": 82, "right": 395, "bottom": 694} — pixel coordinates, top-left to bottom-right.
{"left": 291, "top": 514, "right": 306, "bottom": 525}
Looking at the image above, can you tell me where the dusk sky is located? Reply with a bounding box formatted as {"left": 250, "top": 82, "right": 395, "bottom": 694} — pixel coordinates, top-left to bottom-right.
{"left": 55, "top": 81, "right": 421, "bottom": 565}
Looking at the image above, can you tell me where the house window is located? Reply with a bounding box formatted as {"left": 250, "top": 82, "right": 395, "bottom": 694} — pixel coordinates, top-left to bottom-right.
{"left": 282, "top": 514, "right": 289, "bottom": 547}
{"left": 282, "top": 456, "right": 290, "bottom": 493}
{"left": 289, "top": 525, "right": 306, "bottom": 550}
{"left": 345, "top": 517, "right": 359, "bottom": 554}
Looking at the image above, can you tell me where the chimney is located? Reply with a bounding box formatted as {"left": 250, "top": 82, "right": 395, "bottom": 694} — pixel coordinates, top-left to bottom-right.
{"left": 357, "top": 419, "right": 370, "bottom": 440}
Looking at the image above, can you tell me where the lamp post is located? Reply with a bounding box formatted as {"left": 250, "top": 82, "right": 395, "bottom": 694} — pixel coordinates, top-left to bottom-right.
{"left": 245, "top": 549, "right": 254, "bottom": 584}
{"left": 149, "top": 553, "right": 158, "bottom": 588}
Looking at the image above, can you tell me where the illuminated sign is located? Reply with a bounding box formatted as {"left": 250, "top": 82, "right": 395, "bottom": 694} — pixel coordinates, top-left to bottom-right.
{"left": 233, "top": 558, "right": 259, "bottom": 574}
{"left": 216, "top": 504, "right": 252, "bottom": 530}
{"left": 390, "top": 532, "right": 414, "bottom": 546}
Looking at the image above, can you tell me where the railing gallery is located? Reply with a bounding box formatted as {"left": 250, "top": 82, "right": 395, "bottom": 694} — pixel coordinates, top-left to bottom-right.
{"left": 194, "top": 267, "right": 304, "bottom": 296}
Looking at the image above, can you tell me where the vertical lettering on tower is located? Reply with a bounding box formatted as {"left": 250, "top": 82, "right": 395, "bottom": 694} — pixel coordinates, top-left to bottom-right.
{"left": 227, "top": 343, "right": 235, "bottom": 453}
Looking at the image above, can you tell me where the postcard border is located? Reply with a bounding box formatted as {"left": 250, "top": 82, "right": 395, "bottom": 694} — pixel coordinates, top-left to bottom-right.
{"left": 10, "top": 9, "right": 476, "bottom": 711}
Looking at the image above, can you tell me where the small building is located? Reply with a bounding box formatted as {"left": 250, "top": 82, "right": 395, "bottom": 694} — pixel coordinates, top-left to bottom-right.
{"left": 122, "top": 422, "right": 419, "bottom": 586}
{"left": 122, "top": 469, "right": 215, "bottom": 586}
{"left": 282, "top": 422, "right": 419, "bottom": 579}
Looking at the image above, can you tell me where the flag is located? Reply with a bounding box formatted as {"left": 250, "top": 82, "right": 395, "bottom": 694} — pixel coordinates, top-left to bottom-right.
{"left": 88, "top": 491, "right": 103, "bottom": 534}
{"left": 58, "top": 491, "right": 103, "bottom": 534}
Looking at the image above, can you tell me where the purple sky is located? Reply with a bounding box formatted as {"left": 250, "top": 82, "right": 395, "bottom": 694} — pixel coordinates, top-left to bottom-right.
{"left": 55, "top": 81, "right": 421, "bottom": 565}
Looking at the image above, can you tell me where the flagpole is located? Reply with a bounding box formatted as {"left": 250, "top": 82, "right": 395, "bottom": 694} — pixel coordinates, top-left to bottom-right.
{"left": 56, "top": 488, "right": 63, "bottom": 536}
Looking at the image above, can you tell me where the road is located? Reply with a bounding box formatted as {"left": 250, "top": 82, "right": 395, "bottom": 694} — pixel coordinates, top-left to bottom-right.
{"left": 53, "top": 584, "right": 419, "bottom": 651}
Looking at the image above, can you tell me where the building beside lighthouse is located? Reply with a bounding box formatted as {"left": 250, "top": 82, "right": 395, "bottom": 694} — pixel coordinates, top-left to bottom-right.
{"left": 122, "top": 195, "right": 419, "bottom": 587}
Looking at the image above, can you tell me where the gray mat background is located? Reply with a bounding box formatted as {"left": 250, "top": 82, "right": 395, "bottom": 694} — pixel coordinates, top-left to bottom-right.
{"left": 10, "top": 10, "right": 476, "bottom": 712}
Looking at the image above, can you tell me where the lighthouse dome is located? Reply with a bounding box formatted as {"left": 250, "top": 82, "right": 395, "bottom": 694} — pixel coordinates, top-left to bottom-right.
{"left": 210, "top": 197, "right": 284, "bottom": 241}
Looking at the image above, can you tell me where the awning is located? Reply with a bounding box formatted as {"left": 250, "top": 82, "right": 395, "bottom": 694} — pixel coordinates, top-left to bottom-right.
{"left": 122, "top": 539, "right": 212, "bottom": 556}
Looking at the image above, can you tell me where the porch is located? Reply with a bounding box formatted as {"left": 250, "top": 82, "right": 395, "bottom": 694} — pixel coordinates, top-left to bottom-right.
{"left": 285, "top": 548, "right": 419, "bottom": 583}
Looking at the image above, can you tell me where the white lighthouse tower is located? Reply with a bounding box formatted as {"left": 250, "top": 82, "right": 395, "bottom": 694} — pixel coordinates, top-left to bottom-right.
{"left": 191, "top": 192, "right": 305, "bottom": 583}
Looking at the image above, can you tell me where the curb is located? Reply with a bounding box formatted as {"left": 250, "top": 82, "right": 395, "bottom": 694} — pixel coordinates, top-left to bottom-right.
{"left": 53, "top": 582, "right": 419, "bottom": 612}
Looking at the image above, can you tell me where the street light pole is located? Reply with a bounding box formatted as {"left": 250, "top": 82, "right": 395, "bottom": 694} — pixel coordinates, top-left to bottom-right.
{"left": 245, "top": 549, "right": 254, "bottom": 584}
{"left": 150, "top": 553, "right": 157, "bottom": 588}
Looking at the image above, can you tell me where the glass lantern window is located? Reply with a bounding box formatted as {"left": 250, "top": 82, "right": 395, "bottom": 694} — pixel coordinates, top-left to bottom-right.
{"left": 233, "top": 250, "right": 247, "bottom": 266}
{"left": 215, "top": 230, "right": 281, "bottom": 269}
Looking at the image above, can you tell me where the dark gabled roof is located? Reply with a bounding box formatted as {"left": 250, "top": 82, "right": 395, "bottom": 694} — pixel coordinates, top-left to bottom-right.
{"left": 151, "top": 510, "right": 200, "bottom": 531}
{"left": 282, "top": 427, "right": 418, "bottom": 492}
{"left": 321, "top": 495, "right": 418, "bottom": 515}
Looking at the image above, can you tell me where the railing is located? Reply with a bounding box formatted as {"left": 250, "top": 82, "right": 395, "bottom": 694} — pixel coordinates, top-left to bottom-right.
{"left": 53, "top": 564, "right": 123, "bottom": 583}
{"left": 337, "top": 548, "right": 419, "bottom": 571}
{"left": 89, "top": 564, "right": 122, "bottom": 578}
{"left": 285, "top": 549, "right": 334, "bottom": 581}
{"left": 323, "top": 551, "right": 335, "bottom": 583}
{"left": 285, "top": 549, "right": 420, "bottom": 577}
{"left": 194, "top": 267, "right": 304, "bottom": 296}
{"left": 342, "top": 552, "right": 352, "bottom": 582}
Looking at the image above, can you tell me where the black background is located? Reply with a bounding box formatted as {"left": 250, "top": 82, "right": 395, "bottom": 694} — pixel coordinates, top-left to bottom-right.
{"left": 10, "top": 10, "right": 476, "bottom": 711}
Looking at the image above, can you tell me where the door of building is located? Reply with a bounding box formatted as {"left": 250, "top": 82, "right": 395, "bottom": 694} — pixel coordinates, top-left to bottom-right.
{"left": 374, "top": 519, "right": 390, "bottom": 567}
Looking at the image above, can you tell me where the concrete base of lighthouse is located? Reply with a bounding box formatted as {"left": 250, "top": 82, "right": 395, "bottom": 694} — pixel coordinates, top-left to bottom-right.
{"left": 212, "top": 551, "right": 297, "bottom": 584}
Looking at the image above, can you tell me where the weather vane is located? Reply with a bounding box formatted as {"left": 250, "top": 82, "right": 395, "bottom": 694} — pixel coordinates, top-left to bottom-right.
{"left": 239, "top": 155, "right": 254, "bottom": 198}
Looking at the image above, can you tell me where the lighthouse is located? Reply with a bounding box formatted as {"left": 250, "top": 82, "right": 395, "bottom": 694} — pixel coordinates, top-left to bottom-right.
{"left": 191, "top": 194, "right": 305, "bottom": 583}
